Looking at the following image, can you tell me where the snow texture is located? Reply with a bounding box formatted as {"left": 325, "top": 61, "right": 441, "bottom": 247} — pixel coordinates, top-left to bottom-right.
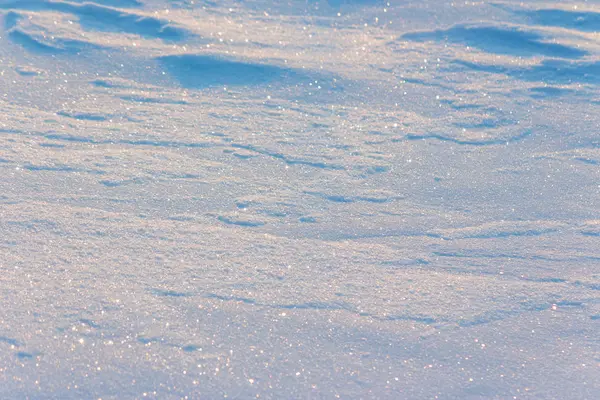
{"left": 0, "top": 0, "right": 599, "bottom": 398}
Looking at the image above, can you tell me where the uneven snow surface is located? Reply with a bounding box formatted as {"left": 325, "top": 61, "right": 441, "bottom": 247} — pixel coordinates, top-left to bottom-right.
{"left": 1, "top": 0, "right": 599, "bottom": 398}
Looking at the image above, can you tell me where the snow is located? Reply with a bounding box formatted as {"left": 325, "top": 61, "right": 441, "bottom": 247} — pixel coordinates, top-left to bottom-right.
{"left": 0, "top": 0, "right": 599, "bottom": 398}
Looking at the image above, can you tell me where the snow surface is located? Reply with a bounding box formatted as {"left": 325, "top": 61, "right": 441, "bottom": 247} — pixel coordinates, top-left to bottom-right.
{"left": 0, "top": 0, "right": 599, "bottom": 398}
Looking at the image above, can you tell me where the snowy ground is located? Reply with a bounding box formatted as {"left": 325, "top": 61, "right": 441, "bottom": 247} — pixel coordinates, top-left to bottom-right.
{"left": 0, "top": 0, "right": 599, "bottom": 398}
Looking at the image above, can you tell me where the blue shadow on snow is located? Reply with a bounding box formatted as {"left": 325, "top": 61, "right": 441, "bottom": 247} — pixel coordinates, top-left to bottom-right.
{"left": 521, "top": 8, "right": 600, "bottom": 32}
{"left": 455, "top": 59, "right": 600, "bottom": 85}
{"left": 402, "top": 24, "right": 587, "bottom": 58}
{"left": 157, "top": 54, "right": 303, "bottom": 88}
{"left": 0, "top": 1, "right": 189, "bottom": 41}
